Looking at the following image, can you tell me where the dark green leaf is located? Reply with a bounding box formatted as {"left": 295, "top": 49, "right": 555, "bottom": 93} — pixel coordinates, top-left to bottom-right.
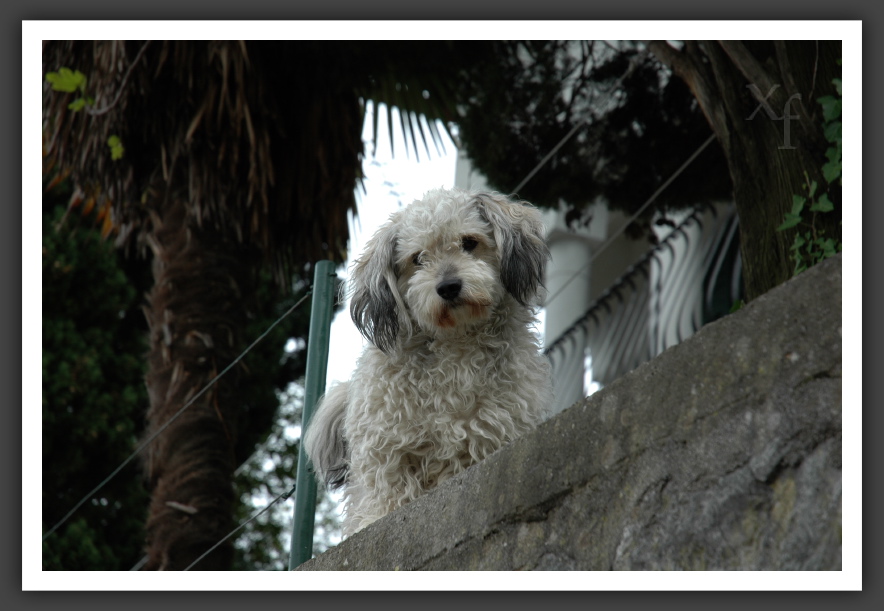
{"left": 821, "top": 238, "right": 837, "bottom": 257}
{"left": 818, "top": 95, "right": 841, "bottom": 122}
{"left": 824, "top": 121, "right": 841, "bottom": 144}
{"left": 810, "top": 193, "right": 835, "bottom": 213}
{"left": 777, "top": 213, "right": 802, "bottom": 231}
{"left": 822, "top": 162, "right": 841, "bottom": 185}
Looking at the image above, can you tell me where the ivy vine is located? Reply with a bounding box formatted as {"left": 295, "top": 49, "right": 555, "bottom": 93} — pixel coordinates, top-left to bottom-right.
{"left": 777, "top": 60, "right": 842, "bottom": 276}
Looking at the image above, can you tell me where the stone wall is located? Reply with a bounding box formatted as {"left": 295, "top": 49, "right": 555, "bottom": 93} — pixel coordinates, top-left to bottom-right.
{"left": 297, "top": 254, "right": 842, "bottom": 571}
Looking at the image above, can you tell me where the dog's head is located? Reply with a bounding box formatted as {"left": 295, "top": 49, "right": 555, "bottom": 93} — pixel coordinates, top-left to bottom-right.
{"left": 349, "top": 188, "right": 549, "bottom": 352}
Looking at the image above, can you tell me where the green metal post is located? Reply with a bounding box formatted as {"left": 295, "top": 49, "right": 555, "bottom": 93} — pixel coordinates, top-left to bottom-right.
{"left": 289, "top": 260, "right": 336, "bottom": 570}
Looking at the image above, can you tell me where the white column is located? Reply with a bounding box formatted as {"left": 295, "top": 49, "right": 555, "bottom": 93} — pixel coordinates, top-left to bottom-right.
{"left": 543, "top": 211, "right": 594, "bottom": 415}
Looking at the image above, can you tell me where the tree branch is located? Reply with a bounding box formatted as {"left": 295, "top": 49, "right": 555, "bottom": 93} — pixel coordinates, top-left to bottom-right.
{"left": 718, "top": 40, "right": 779, "bottom": 97}
{"left": 648, "top": 41, "right": 725, "bottom": 140}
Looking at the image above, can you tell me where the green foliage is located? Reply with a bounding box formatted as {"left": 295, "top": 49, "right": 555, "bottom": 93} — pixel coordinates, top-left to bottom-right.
{"left": 818, "top": 70, "right": 842, "bottom": 187}
{"left": 42, "top": 180, "right": 150, "bottom": 570}
{"left": 45, "top": 66, "right": 122, "bottom": 160}
{"left": 455, "top": 41, "right": 731, "bottom": 232}
{"left": 46, "top": 67, "right": 87, "bottom": 94}
{"left": 107, "top": 135, "right": 125, "bottom": 160}
{"left": 45, "top": 67, "right": 95, "bottom": 112}
{"left": 777, "top": 65, "right": 843, "bottom": 276}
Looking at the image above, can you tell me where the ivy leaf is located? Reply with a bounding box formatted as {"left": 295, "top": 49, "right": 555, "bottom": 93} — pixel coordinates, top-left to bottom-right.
{"left": 820, "top": 238, "right": 838, "bottom": 258}
{"left": 810, "top": 193, "right": 835, "bottom": 213}
{"left": 824, "top": 121, "right": 841, "bottom": 145}
{"left": 777, "top": 213, "right": 802, "bottom": 231}
{"left": 822, "top": 160, "right": 840, "bottom": 183}
{"left": 46, "top": 68, "right": 87, "bottom": 94}
{"left": 806, "top": 180, "right": 818, "bottom": 199}
{"left": 68, "top": 98, "right": 87, "bottom": 112}
{"left": 818, "top": 95, "right": 841, "bottom": 122}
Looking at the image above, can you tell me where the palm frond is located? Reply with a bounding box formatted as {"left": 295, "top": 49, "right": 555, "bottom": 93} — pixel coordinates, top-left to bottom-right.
{"left": 358, "top": 69, "right": 460, "bottom": 163}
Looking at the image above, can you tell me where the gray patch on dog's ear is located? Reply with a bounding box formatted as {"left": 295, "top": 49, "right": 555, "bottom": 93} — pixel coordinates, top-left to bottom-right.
{"left": 474, "top": 192, "right": 550, "bottom": 305}
{"left": 349, "top": 222, "right": 402, "bottom": 353}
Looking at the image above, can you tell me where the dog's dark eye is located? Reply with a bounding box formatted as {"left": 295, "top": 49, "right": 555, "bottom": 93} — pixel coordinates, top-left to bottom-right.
{"left": 462, "top": 237, "right": 479, "bottom": 252}
{"left": 412, "top": 253, "right": 423, "bottom": 266}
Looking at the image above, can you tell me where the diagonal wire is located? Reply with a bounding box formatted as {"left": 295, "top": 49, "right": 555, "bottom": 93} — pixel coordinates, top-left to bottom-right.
{"left": 500, "top": 44, "right": 717, "bottom": 311}
{"left": 42, "top": 289, "right": 313, "bottom": 543}
{"left": 543, "top": 133, "right": 717, "bottom": 308}
{"left": 182, "top": 482, "right": 297, "bottom": 572}
{"left": 512, "top": 47, "right": 648, "bottom": 195}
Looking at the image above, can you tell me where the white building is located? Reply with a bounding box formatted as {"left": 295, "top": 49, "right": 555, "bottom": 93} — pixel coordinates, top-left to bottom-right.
{"left": 455, "top": 150, "right": 741, "bottom": 415}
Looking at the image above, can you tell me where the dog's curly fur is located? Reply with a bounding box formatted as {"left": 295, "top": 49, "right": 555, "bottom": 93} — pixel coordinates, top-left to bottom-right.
{"left": 304, "top": 188, "right": 553, "bottom": 536}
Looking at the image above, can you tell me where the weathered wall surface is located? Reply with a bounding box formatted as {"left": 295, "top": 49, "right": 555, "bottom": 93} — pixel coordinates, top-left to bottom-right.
{"left": 298, "top": 254, "right": 842, "bottom": 571}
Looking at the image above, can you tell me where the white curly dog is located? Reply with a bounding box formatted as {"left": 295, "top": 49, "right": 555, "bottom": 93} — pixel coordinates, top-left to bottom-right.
{"left": 304, "top": 188, "right": 553, "bottom": 536}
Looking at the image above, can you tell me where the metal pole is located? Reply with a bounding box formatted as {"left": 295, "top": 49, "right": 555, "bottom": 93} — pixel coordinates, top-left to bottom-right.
{"left": 289, "top": 260, "right": 336, "bottom": 570}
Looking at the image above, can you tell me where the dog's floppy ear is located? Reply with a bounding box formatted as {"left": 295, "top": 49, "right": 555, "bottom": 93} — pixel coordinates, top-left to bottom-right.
{"left": 349, "top": 218, "right": 407, "bottom": 352}
{"left": 474, "top": 192, "right": 550, "bottom": 305}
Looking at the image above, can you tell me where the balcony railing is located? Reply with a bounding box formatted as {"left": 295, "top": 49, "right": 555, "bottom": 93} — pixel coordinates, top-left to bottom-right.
{"left": 544, "top": 203, "right": 742, "bottom": 403}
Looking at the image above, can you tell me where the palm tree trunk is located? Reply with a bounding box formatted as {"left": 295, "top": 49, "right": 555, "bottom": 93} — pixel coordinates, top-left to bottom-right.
{"left": 140, "top": 195, "right": 256, "bottom": 571}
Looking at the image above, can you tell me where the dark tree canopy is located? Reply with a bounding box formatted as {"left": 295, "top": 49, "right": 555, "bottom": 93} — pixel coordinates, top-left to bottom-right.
{"left": 455, "top": 41, "right": 732, "bottom": 238}
{"left": 42, "top": 182, "right": 150, "bottom": 570}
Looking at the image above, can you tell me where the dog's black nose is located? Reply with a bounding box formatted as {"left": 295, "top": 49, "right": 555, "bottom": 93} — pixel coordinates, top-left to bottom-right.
{"left": 436, "top": 278, "right": 462, "bottom": 301}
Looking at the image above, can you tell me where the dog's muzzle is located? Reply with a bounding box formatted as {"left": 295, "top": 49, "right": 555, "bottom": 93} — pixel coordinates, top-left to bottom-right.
{"left": 436, "top": 278, "right": 463, "bottom": 302}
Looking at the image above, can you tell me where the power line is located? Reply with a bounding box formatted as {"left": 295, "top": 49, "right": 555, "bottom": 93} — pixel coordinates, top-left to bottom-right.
{"left": 182, "top": 483, "right": 297, "bottom": 572}
{"left": 499, "top": 44, "right": 718, "bottom": 311}
{"left": 512, "top": 47, "right": 647, "bottom": 195}
{"left": 43, "top": 289, "right": 313, "bottom": 543}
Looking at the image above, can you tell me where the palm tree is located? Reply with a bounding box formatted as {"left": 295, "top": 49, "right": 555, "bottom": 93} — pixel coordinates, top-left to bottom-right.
{"left": 42, "top": 40, "right": 479, "bottom": 570}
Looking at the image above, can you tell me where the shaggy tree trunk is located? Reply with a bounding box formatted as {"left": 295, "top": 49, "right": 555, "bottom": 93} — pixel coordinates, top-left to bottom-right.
{"left": 649, "top": 41, "right": 841, "bottom": 301}
{"left": 141, "top": 195, "right": 257, "bottom": 571}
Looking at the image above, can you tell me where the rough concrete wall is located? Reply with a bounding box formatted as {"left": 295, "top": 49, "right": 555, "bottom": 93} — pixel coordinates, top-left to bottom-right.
{"left": 298, "top": 254, "right": 842, "bottom": 571}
